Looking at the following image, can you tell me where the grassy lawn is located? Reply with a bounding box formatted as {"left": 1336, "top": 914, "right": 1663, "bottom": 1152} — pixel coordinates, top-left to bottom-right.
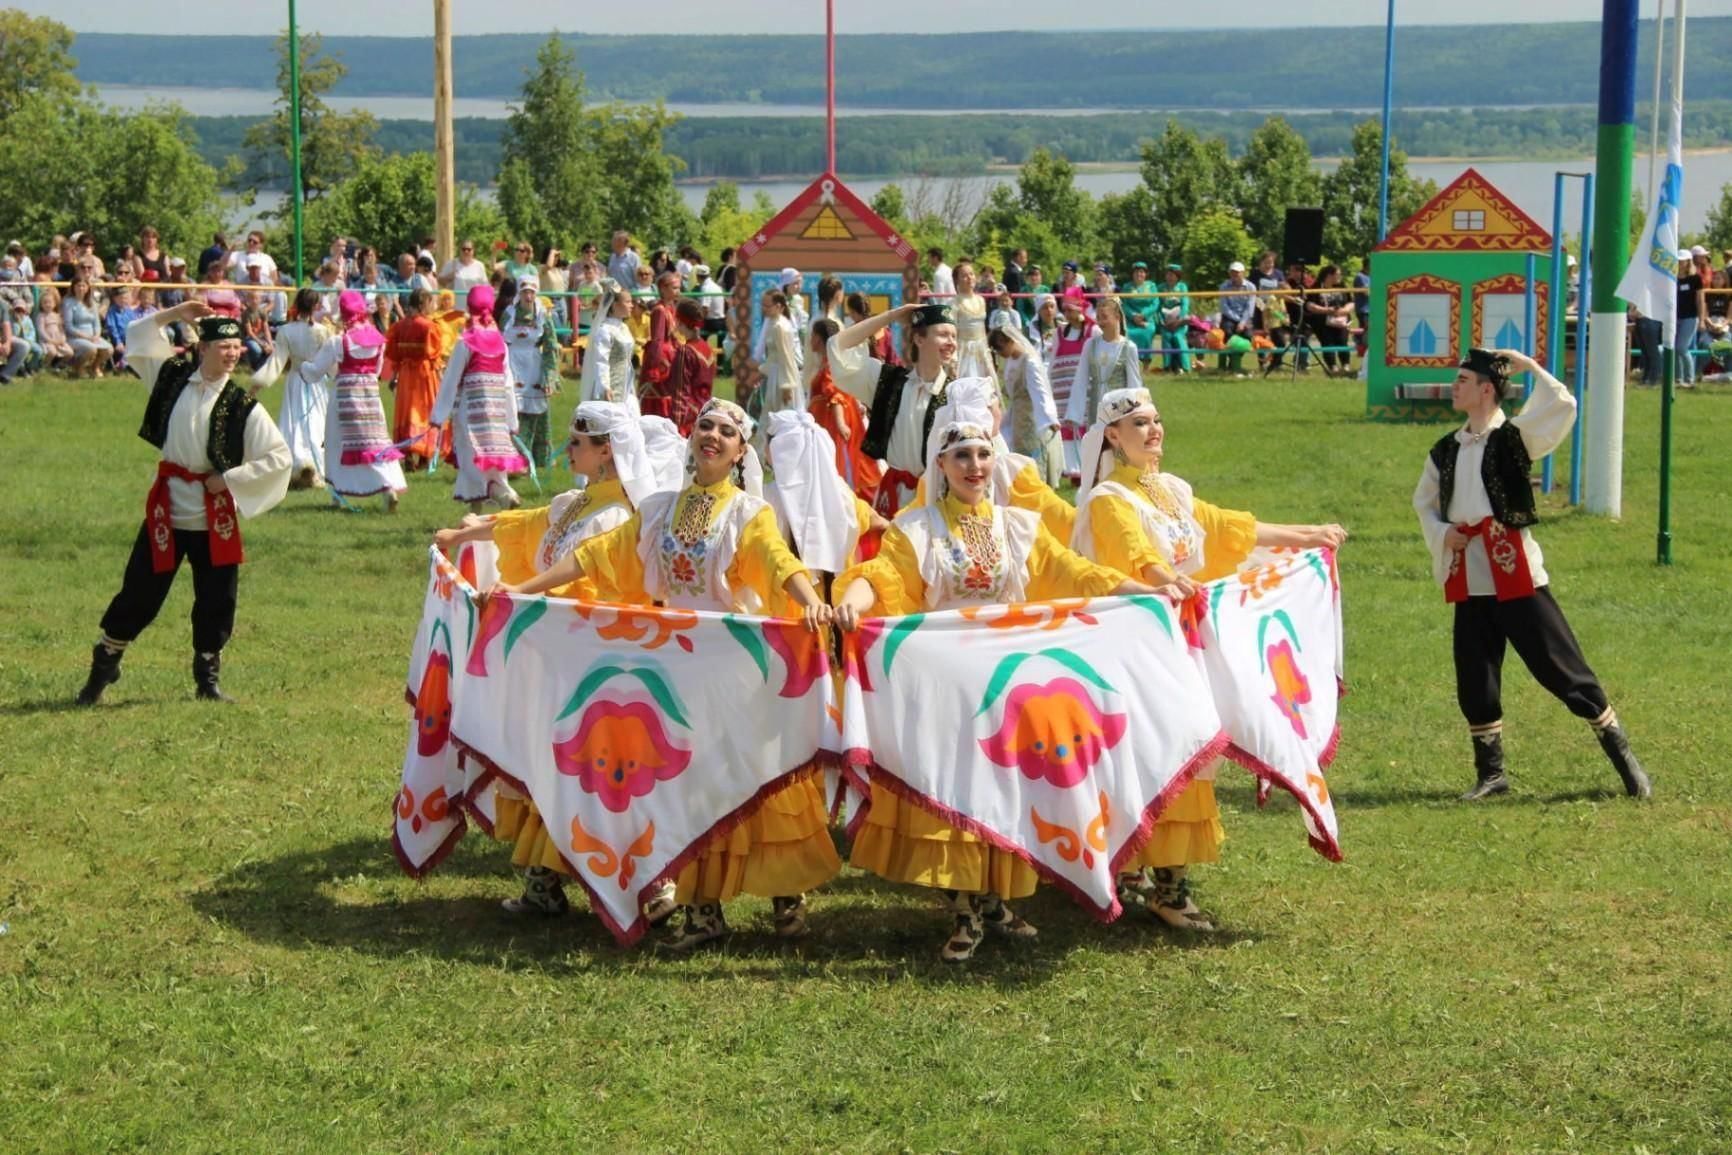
{"left": 2, "top": 366, "right": 1729, "bottom": 1152}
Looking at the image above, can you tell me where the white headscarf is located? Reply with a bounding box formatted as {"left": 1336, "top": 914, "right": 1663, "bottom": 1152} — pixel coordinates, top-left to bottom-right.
{"left": 1074, "top": 386, "right": 1158, "bottom": 527}
{"left": 765, "top": 410, "right": 858, "bottom": 573}
{"left": 637, "top": 415, "right": 688, "bottom": 495}
{"left": 935, "top": 377, "right": 1007, "bottom": 447}
{"left": 571, "top": 400, "right": 654, "bottom": 507}
{"left": 590, "top": 276, "right": 626, "bottom": 332}
{"left": 693, "top": 397, "right": 763, "bottom": 498}
{"left": 924, "top": 416, "right": 996, "bottom": 509}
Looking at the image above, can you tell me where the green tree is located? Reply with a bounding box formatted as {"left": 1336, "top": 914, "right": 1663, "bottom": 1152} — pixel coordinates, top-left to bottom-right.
{"left": 0, "top": 10, "right": 81, "bottom": 124}
{"left": 1320, "top": 120, "right": 1436, "bottom": 265}
{"left": 499, "top": 35, "right": 599, "bottom": 248}
{"left": 588, "top": 102, "right": 693, "bottom": 248}
{"left": 0, "top": 94, "right": 225, "bottom": 257}
{"left": 299, "top": 151, "right": 503, "bottom": 276}
{"left": 1016, "top": 148, "right": 1094, "bottom": 252}
{"left": 1180, "top": 208, "right": 1256, "bottom": 289}
{"left": 1095, "top": 186, "right": 1159, "bottom": 275}
{"left": 869, "top": 184, "right": 907, "bottom": 230}
{"left": 1238, "top": 117, "right": 1323, "bottom": 253}
{"left": 1138, "top": 120, "right": 1243, "bottom": 263}
{"left": 243, "top": 30, "right": 379, "bottom": 202}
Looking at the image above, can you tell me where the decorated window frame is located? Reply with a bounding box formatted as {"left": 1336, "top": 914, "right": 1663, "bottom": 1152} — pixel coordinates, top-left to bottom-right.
{"left": 1385, "top": 274, "right": 1462, "bottom": 368}
{"left": 1470, "top": 273, "right": 1548, "bottom": 365}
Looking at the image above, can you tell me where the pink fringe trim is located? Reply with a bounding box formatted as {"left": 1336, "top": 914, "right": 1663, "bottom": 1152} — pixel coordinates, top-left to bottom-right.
{"left": 472, "top": 453, "right": 527, "bottom": 473}
{"left": 342, "top": 446, "right": 406, "bottom": 465}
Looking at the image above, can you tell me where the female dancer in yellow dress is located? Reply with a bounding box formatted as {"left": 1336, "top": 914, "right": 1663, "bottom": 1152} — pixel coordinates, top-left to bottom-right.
{"left": 434, "top": 401, "right": 682, "bottom": 920}
{"left": 910, "top": 376, "right": 1075, "bottom": 542}
{"left": 832, "top": 413, "right": 1163, "bottom": 962}
{"left": 1071, "top": 387, "right": 1347, "bottom": 929}
{"left": 502, "top": 398, "right": 839, "bottom": 949}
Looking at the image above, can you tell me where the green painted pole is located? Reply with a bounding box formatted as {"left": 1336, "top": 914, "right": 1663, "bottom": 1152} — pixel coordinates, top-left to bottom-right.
{"left": 288, "top": 0, "right": 305, "bottom": 285}
{"left": 1657, "top": 342, "right": 1674, "bottom": 564}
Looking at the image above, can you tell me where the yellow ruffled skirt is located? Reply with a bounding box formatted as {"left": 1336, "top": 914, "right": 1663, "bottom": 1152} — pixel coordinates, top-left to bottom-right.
{"left": 493, "top": 776, "right": 840, "bottom": 904}
{"left": 1130, "top": 774, "right": 1225, "bottom": 870}
{"left": 675, "top": 773, "right": 840, "bottom": 903}
{"left": 850, "top": 780, "right": 1040, "bottom": 899}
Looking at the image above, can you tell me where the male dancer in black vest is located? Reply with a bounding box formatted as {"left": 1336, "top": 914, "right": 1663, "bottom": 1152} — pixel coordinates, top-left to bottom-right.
{"left": 1414, "top": 347, "right": 1650, "bottom": 800}
{"left": 827, "top": 301, "right": 956, "bottom": 517}
{"left": 77, "top": 301, "right": 291, "bottom": 705}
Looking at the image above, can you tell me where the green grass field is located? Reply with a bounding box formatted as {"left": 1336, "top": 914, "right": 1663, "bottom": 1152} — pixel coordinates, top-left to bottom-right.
{"left": 2, "top": 367, "right": 1729, "bottom": 1153}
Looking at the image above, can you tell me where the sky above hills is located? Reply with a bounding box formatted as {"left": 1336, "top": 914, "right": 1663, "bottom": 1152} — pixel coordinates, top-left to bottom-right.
{"left": 20, "top": 0, "right": 1730, "bottom": 36}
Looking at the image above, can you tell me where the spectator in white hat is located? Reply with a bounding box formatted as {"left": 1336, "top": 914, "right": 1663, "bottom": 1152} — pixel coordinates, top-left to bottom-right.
{"left": 1218, "top": 261, "right": 1255, "bottom": 339}
{"left": 780, "top": 267, "right": 809, "bottom": 343}
{"left": 1677, "top": 247, "right": 1705, "bottom": 386}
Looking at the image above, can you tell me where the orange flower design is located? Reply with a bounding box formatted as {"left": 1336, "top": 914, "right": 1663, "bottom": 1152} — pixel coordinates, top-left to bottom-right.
{"left": 1237, "top": 564, "right": 1286, "bottom": 605}
{"left": 1267, "top": 639, "right": 1313, "bottom": 738}
{"left": 669, "top": 552, "right": 699, "bottom": 586}
{"left": 981, "top": 678, "right": 1127, "bottom": 789}
{"left": 552, "top": 699, "right": 693, "bottom": 812}
{"left": 960, "top": 600, "right": 1097, "bottom": 631}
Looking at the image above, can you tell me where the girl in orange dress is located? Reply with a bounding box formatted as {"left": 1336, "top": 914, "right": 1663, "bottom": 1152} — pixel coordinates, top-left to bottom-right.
{"left": 383, "top": 287, "right": 444, "bottom": 469}
{"left": 806, "top": 318, "right": 881, "bottom": 506}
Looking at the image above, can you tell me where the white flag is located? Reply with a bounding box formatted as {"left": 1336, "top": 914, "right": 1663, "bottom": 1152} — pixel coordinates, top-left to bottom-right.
{"left": 1617, "top": 3, "right": 1685, "bottom": 337}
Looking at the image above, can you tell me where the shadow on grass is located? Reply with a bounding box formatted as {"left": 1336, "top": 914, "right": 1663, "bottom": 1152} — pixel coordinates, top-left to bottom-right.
{"left": 190, "top": 834, "right": 1261, "bottom": 985}
{"left": 0, "top": 696, "right": 154, "bottom": 718}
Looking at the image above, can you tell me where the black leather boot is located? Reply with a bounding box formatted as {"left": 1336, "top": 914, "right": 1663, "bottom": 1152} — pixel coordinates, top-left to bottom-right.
{"left": 75, "top": 643, "right": 123, "bottom": 706}
{"left": 193, "top": 652, "right": 235, "bottom": 703}
{"left": 1597, "top": 724, "right": 1652, "bottom": 799}
{"left": 1461, "top": 732, "right": 1510, "bottom": 800}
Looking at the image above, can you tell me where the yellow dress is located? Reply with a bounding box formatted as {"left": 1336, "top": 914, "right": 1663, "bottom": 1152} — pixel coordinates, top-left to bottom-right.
{"left": 567, "top": 477, "right": 841, "bottom": 904}
{"left": 837, "top": 494, "right": 1122, "bottom": 898}
{"left": 913, "top": 458, "right": 1074, "bottom": 543}
{"left": 1084, "top": 463, "right": 1257, "bottom": 868}
{"left": 486, "top": 480, "right": 631, "bottom": 866}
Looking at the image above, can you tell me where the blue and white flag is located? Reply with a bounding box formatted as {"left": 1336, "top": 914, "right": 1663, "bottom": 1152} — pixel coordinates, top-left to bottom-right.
{"left": 1617, "top": 7, "right": 1685, "bottom": 336}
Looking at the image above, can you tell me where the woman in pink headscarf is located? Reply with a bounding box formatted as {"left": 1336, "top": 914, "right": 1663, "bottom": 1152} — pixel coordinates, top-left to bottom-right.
{"left": 431, "top": 284, "right": 527, "bottom": 512}
{"left": 1048, "top": 284, "right": 1096, "bottom": 479}
{"left": 307, "top": 289, "right": 407, "bottom": 511}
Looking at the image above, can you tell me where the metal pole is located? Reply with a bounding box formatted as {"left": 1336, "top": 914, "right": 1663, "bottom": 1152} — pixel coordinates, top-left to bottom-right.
{"left": 825, "top": 0, "right": 837, "bottom": 174}
{"left": 288, "top": 0, "right": 304, "bottom": 285}
{"left": 1587, "top": 0, "right": 1640, "bottom": 518}
{"left": 1523, "top": 253, "right": 1538, "bottom": 398}
{"left": 1377, "top": 0, "right": 1396, "bottom": 241}
{"left": 1657, "top": 341, "right": 1674, "bottom": 563}
{"left": 1571, "top": 172, "right": 1594, "bottom": 506}
{"left": 1648, "top": 0, "right": 1667, "bottom": 207}
{"left": 1543, "top": 174, "right": 1566, "bottom": 494}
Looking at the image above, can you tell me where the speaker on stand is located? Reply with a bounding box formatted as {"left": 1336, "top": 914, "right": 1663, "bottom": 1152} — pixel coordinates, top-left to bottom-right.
{"left": 1282, "top": 207, "right": 1325, "bottom": 266}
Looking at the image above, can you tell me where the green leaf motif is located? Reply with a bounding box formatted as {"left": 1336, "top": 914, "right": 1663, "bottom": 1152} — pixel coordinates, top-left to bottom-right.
{"left": 976, "top": 648, "right": 1115, "bottom": 717}
{"left": 1303, "top": 549, "right": 1330, "bottom": 588}
{"left": 1124, "top": 594, "right": 1174, "bottom": 638}
{"left": 503, "top": 598, "right": 547, "bottom": 664}
{"left": 558, "top": 662, "right": 690, "bottom": 729}
{"left": 882, "top": 614, "right": 926, "bottom": 674}
{"left": 723, "top": 617, "right": 770, "bottom": 682}
{"left": 1256, "top": 609, "right": 1302, "bottom": 672}
{"left": 1209, "top": 582, "right": 1226, "bottom": 636}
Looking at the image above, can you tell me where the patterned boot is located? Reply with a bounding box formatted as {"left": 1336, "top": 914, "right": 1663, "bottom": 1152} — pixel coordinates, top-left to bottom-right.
{"left": 75, "top": 639, "right": 125, "bottom": 706}
{"left": 940, "top": 891, "right": 986, "bottom": 963}
{"left": 193, "top": 652, "right": 236, "bottom": 704}
{"left": 1461, "top": 724, "right": 1509, "bottom": 801}
{"left": 501, "top": 865, "right": 570, "bottom": 915}
{"left": 1593, "top": 712, "right": 1652, "bottom": 799}
{"left": 1117, "top": 869, "right": 1157, "bottom": 909}
{"left": 979, "top": 893, "right": 1039, "bottom": 941}
{"left": 771, "top": 894, "right": 809, "bottom": 938}
{"left": 663, "top": 901, "right": 729, "bottom": 951}
{"left": 641, "top": 878, "right": 678, "bottom": 927}
{"left": 1149, "top": 867, "right": 1214, "bottom": 932}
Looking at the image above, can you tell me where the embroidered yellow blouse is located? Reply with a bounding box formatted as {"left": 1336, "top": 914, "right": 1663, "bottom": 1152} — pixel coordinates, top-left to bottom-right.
{"left": 570, "top": 477, "right": 807, "bottom": 610}
{"left": 489, "top": 478, "right": 628, "bottom": 595}
{"left": 840, "top": 493, "right": 1119, "bottom": 614}
{"left": 1089, "top": 464, "right": 1258, "bottom": 584}
{"left": 912, "top": 460, "right": 1075, "bottom": 542}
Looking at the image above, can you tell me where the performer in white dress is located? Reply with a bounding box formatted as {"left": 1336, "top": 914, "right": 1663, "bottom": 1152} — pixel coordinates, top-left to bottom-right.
{"left": 251, "top": 286, "right": 331, "bottom": 490}
{"left": 1064, "top": 297, "right": 1143, "bottom": 434}
{"left": 504, "top": 282, "right": 554, "bottom": 469}
{"left": 950, "top": 259, "right": 997, "bottom": 385}
{"left": 432, "top": 285, "right": 525, "bottom": 513}
{"left": 308, "top": 290, "right": 406, "bottom": 510}
{"left": 580, "top": 277, "right": 638, "bottom": 417}
{"left": 988, "top": 319, "right": 1062, "bottom": 488}
{"left": 759, "top": 288, "right": 806, "bottom": 421}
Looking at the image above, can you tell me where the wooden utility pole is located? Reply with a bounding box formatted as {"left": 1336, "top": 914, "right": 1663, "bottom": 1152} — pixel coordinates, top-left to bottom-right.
{"left": 433, "top": 0, "right": 456, "bottom": 266}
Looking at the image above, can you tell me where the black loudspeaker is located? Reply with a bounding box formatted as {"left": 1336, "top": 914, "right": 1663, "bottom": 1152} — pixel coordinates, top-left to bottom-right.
{"left": 1283, "top": 207, "right": 1325, "bottom": 266}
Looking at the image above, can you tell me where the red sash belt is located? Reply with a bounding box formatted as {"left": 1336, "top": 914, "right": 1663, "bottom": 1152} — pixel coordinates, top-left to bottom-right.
{"left": 147, "top": 461, "right": 245, "bottom": 574}
{"left": 873, "top": 468, "right": 921, "bottom": 520}
{"left": 1444, "top": 517, "right": 1534, "bottom": 604}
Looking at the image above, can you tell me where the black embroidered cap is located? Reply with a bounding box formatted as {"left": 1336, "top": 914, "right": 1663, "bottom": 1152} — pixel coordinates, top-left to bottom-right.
{"left": 910, "top": 303, "right": 953, "bottom": 329}
{"left": 1460, "top": 347, "right": 1512, "bottom": 392}
{"left": 198, "top": 316, "right": 243, "bottom": 342}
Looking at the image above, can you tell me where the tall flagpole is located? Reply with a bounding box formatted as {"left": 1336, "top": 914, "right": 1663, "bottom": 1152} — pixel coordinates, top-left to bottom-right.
{"left": 1647, "top": 0, "right": 1666, "bottom": 207}
{"left": 288, "top": 0, "right": 304, "bottom": 284}
{"left": 433, "top": 0, "right": 456, "bottom": 269}
{"left": 1377, "top": 0, "right": 1396, "bottom": 240}
{"left": 825, "top": 0, "right": 837, "bottom": 174}
{"left": 1657, "top": 0, "right": 1686, "bottom": 564}
{"left": 1587, "top": 0, "right": 1640, "bottom": 518}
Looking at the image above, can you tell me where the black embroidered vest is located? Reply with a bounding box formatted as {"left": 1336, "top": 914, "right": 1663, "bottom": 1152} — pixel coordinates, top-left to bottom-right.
{"left": 138, "top": 354, "right": 256, "bottom": 472}
{"left": 1429, "top": 423, "right": 1537, "bottom": 529}
{"left": 862, "top": 362, "right": 943, "bottom": 465}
